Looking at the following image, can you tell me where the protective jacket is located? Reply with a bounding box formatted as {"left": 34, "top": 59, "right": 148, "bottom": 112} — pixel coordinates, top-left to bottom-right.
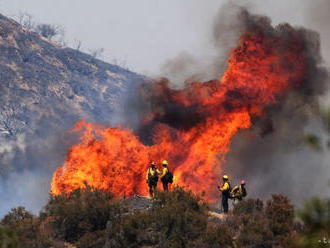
{"left": 220, "top": 181, "right": 231, "bottom": 213}
{"left": 220, "top": 181, "right": 231, "bottom": 197}
{"left": 231, "top": 185, "right": 247, "bottom": 200}
{"left": 160, "top": 167, "right": 168, "bottom": 180}
{"left": 146, "top": 167, "right": 160, "bottom": 181}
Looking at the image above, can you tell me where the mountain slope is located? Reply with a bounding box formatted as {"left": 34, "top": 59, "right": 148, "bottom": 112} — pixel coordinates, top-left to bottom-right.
{"left": 0, "top": 13, "right": 145, "bottom": 214}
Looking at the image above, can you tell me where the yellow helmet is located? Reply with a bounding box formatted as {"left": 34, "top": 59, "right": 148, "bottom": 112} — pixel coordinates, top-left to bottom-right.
{"left": 162, "top": 160, "right": 168, "bottom": 165}
{"left": 223, "top": 175, "right": 229, "bottom": 180}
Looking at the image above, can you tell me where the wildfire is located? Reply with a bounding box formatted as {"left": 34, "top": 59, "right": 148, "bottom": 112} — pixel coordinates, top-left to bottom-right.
{"left": 51, "top": 26, "right": 307, "bottom": 201}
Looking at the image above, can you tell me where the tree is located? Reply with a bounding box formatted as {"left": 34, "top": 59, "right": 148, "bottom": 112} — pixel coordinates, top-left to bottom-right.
{"left": 89, "top": 48, "right": 104, "bottom": 59}
{"left": 16, "top": 12, "right": 35, "bottom": 29}
{"left": 73, "top": 39, "right": 82, "bottom": 51}
{"left": 35, "top": 24, "right": 60, "bottom": 39}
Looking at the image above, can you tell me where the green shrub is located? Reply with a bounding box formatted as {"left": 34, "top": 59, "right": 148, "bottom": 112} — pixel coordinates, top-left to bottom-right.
{"left": 107, "top": 187, "right": 210, "bottom": 247}
{"left": 233, "top": 198, "right": 263, "bottom": 216}
{"left": 194, "top": 224, "right": 233, "bottom": 248}
{"left": 75, "top": 230, "right": 107, "bottom": 248}
{"left": 236, "top": 214, "right": 275, "bottom": 248}
{"left": 290, "top": 197, "right": 330, "bottom": 247}
{"left": 1, "top": 207, "right": 33, "bottom": 228}
{"left": 0, "top": 227, "right": 19, "bottom": 248}
{"left": 266, "top": 194, "right": 294, "bottom": 236}
{"left": 43, "top": 186, "right": 123, "bottom": 244}
{"left": 232, "top": 195, "right": 294, "bottom": 247}
{"left": 0, "top": 207, "right": 43, "bottom": 247}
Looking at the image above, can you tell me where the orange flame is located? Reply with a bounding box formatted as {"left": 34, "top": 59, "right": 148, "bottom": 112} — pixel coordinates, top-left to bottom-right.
{"left": 51, "top": 31, "right": 307, "bottom": 201}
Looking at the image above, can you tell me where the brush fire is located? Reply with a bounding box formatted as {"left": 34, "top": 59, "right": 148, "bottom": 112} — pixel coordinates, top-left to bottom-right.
{"left": 51, "top": 16, "right": 309, "bottom": 201}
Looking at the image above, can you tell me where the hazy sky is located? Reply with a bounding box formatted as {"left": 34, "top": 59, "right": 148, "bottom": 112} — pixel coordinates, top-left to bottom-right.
{"left": 0, "top": 0, "right": 329, "bottom": 75}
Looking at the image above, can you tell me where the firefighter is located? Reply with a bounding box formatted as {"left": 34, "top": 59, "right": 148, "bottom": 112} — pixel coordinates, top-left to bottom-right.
{"left": 160, "top": 160, "right": 169, "bottom": 191}
{"left": 231, "top": 180, "right": 247, "bottom": 201}
{"left": 146, "top": 161, "right": 160, "bottom": 197}
{"left": 217, "top": 175, "right": 231, "bottom": 213}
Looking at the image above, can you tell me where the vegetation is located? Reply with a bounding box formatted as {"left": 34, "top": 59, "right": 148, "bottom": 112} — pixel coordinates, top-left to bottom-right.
{"left": 107, "top": 187, "right": 210, "bottom": 247}
{"left": 35, "top": 24, "right": 61, "bottom": 39}
{"left": 0, "top": 187, "right": 328, "bottom": 247}
{"left": 290, "top": 197, "right": 330, "bottom": 247}
{"left": 0, "top": 227, "right": 18, "bottom": 248}
{"left": 304, "top": 106, "right": 330, "bottom": 151}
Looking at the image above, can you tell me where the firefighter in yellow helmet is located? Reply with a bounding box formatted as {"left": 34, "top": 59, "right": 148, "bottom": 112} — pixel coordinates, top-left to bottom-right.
{"left": 160, "top": 160, "right": 169, "bottom": 191}
{"left": 217, "top": 175, "right": 231, "bottom": 213}
{"left": 146, "top": 161, "right": 160, "bottom": 197}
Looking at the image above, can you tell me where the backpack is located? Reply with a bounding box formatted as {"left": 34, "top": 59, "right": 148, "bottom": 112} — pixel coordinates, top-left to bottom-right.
{"left": 164, "top": 170, "right": 173, "bottom": 184}
{"left": 242, "top": 187, "right": 247, "bottom": 197}
{"left": 230, "top": 185, "right": 239, "bottom": 199}
{"left": 167, "top": 171, "right": 173, "bottom": 183}
{"left": 225, "top": 182, "right": 233, "bottom": 198}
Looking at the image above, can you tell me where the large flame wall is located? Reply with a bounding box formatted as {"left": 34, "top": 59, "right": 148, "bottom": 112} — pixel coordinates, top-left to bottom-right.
{"left": 51, "top": 27, "right": 307, "bottom": 201}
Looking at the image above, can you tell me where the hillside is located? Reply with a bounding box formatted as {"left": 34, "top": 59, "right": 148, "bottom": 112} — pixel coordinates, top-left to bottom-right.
{"left": 0, "top": 13, "right": 145, "bottom": 214}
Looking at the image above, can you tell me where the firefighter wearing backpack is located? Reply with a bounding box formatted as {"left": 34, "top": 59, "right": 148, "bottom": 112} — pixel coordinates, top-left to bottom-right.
{"left": 160, "top": 160, "right": 173, "bottom": 191}
{"left": 230, "top": 180, "right": 247, "bottom": 201}
{"left": 146, "top": 161, "right": 160, "bottom": 197}
{"left": 217, "top": 175, "right": 231, "bottom": 213}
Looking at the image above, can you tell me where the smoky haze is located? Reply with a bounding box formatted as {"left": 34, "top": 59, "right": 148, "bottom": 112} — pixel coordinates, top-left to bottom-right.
{"left": 142, "top": 3, "right": 330, "bottom": 204}
{"left": 222, "top": 4, "right": 330, "bottom": 203}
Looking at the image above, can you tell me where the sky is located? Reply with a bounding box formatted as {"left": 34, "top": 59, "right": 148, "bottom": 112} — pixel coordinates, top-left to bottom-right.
{"left": 1, "top": 0, "right": 329, "bottom": 77}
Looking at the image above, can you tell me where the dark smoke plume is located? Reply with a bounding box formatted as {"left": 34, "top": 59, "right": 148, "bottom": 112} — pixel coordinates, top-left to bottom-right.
{"left": 131, "top": 5, "right": 329, "bottom": 204}
{"left": 223, "top": 7, "right": 330, "bottom": 204}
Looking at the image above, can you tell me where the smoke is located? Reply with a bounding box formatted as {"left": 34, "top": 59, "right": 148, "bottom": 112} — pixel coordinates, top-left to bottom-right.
{"left": 0, "top": 170, "right": 51, "bottom": 216}
{"left": 224, "top": 9, "right": 330, "bottom": 203}
{"left": 304, "top": 0, "right": 330, "bottom": 66}
{"left": 159, "top": 2, "right": 248, "bottom": 87}
{"left": 222, "top": 6, "right": 330, "bottom": 204}
{"left": 133, "top": 4, "right": 330, "bottom": 204}
{"left": 0, "top": 126, "right": 77, "bottom": 216}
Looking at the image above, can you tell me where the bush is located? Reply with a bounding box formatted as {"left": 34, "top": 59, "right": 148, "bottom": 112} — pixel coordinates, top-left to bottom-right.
{"left": 0, "top": 207, "right": 42, "bottom": 247}
{"left": 4, "top": 188, "right": 324, "bottom": 248}
{"left": 236, "top": 214, "right": 275, "bottom": 248}
{"left": 1, "top": 207, "right": 33, "bottom": 228}
{"left": 195, "top": 224, "right": 233, "bottom": 248}
{"left": 42, "top": 186, "right": 123, "bottom": 244}
{"left": 266, "top": 194, "right": 294, "bottom": 236}
{"left": 0, "top": 227, "right": 19, "bottom": 248}
{"left": 230, "top": 195, "right": 295, "bottom": 247}
{"left": 290, "top": 197, "right": 330, "bottom": 247}
{"left": 106, "top": 187, "right": 210, "bottom": 247}
{"left": 35, "top": 24, "right": 59, "bottom": 39}
{"left": 233, "top": 198, "right": 263, "bottom": 216}
{"left": 75, "top": 230, "right": 107, "bottom": 248}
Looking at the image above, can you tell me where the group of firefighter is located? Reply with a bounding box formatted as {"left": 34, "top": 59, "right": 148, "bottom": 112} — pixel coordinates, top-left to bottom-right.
{"left": 146, "top": 161, "right": 247, "bottom": 213}
{"left": 146, "top": 160, "right": 173, "bottom": 196}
